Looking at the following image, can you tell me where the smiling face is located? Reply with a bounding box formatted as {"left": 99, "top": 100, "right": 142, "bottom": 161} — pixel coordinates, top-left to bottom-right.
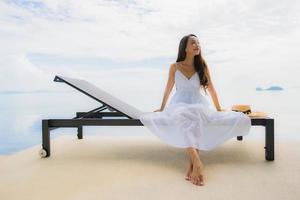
{"left": 185, "top": 36, "right": 200, "bottom": 56}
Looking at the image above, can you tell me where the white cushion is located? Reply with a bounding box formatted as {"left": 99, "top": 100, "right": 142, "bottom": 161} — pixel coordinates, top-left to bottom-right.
{"left": 57, "top": 75, "right": 145, "bottom": 119}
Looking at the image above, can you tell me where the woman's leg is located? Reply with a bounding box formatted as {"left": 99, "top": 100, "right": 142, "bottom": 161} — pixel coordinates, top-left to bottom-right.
{"left": 185, "top": 155, "right": 193, "bottom": 180}
{"left": 185, "top": 147, "right": 204, "bottom": 186}
{"left": 185, "top": 148, "right": 201, "bottom": 180}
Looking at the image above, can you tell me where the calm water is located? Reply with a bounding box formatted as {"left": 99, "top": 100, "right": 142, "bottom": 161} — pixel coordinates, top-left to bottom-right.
{"left": 0, "top": 87, "right": 299, "bottom": 155}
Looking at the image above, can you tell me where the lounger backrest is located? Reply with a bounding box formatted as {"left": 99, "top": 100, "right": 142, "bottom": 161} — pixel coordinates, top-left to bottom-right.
{"left": 56, "top": 75, "right": 145, "bottom": 119}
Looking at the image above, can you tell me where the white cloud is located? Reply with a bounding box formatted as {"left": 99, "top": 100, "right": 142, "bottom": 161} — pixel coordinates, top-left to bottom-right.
{"left": 0, "top": 0, "right": 300, "bottom": 92}
{"left": 0, "top": 54, "right": 53, "bottom": 91}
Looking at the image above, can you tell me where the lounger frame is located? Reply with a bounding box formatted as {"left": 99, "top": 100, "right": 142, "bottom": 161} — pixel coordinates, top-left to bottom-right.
{"left": 40, "top": 76, "right": 275, "bottom": 161}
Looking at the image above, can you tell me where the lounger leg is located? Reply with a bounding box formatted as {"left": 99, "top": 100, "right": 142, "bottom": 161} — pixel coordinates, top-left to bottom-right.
{"left": 77, "top": 126, "right": 83, "bottom": 139}
{"left": 265, "top": 119, "right": 274, "bottom": 161}
{"left": 237, "top": 136, "right": 243, "bottom": 141}
{"left": 42, "top": 120, "right": 51, "bottom": 157}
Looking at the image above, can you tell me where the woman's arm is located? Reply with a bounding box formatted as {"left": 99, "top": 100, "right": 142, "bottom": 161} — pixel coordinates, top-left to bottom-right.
{"left": 205, "top": 63, "right": 222, "bottom": 111}
{"left": 159, "top": 64, "right": 176, "bottom": 111}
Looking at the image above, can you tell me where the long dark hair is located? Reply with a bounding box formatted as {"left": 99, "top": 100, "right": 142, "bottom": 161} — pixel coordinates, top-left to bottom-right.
{"left": 176, "top": 34, "right": 209, "bottom": 95}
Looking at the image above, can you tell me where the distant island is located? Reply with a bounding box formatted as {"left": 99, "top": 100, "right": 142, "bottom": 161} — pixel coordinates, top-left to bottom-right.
{"left": 256, "top": 86, "right": 283, "bottom": 91}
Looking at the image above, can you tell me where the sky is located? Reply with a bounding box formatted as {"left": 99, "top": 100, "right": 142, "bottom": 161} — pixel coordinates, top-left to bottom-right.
{"left": 1, "top": 0, "right": 300, "bottom": 94}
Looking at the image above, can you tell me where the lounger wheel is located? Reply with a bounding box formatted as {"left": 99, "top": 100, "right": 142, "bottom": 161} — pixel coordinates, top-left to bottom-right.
{"left": 39, "top": 148, "right": 48, "bottom": 158}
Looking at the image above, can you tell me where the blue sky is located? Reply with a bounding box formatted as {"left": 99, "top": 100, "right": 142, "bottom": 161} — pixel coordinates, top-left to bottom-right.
{"left": 1, "top": 0, "right": 300, "bottom": 93}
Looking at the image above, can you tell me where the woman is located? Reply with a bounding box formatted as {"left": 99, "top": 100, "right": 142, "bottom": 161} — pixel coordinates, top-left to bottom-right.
{"left": 138, "top": 34, "right": 251, "bottom": 186}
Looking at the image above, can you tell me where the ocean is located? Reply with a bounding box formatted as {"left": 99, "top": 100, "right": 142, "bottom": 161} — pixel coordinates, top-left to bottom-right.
{"left": 0, "top": 87, "right": 299, "bottom": 155}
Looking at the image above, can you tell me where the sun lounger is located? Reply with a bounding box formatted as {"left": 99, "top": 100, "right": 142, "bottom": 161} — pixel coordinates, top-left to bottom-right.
{"left": 40, "top": 75, "right": 275, "bottom": 161}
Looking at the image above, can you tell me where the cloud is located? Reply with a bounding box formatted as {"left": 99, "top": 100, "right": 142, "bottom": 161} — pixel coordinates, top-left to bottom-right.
{"left": 0, "top": 0, "right": 300, "bottom": 92}
{"left": 0, "top": 53, "right": 53, "bottom": 92}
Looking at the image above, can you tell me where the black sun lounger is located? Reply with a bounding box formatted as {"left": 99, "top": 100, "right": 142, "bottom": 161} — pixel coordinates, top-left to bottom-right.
{"left": 40, "top": 75, "right": 275, "bottom": 161}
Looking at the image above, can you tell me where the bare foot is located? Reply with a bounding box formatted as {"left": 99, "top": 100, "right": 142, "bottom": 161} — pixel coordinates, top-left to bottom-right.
{"left": 185, "top": 161, "right": 193, "bottom": 181}
{"left": 190, "top": 160, "right": 205, "bottom": 186}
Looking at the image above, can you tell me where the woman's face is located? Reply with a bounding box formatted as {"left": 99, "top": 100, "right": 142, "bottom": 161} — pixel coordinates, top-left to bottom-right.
{"left": 185, "top": 36, "right": 200, "bottom": 56}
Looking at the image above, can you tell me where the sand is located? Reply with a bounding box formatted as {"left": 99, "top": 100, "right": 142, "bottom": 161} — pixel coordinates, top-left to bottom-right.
{"left": 0, "top": 135, "right": 299, "bottom": 200}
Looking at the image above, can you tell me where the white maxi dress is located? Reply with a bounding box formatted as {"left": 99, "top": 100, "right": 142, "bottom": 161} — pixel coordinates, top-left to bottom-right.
{"left": 138, "top": 67, "right": 251, "bottom": 151}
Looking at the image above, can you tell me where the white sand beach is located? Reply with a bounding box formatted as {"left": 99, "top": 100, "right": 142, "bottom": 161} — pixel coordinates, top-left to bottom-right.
{"left": 0, "top": 135, "right": 299, "bottom": 200}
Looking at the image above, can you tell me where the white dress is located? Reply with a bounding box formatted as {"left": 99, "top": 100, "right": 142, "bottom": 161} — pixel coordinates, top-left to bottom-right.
{"left": 138, "top": 66, "right": 251, "bottom": 151}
